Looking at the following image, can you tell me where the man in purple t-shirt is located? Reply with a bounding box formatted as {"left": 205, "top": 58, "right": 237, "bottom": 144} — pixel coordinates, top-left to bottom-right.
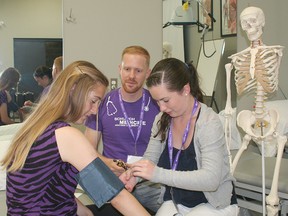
{"left": 85, "top": 46, "right": 161, "bottom": 214}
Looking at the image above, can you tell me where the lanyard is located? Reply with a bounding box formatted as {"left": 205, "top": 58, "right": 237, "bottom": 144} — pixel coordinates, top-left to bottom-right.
{"left": 118, "top": 89, "right": 145, "bottom": 155}
{"left": 168, "top": 99, "right": 199, "bottom": 170}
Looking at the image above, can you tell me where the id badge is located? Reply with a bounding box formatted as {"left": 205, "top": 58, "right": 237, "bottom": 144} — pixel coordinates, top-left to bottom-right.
{"left": 127, "top": 155, "right": 142, "bottom": 163}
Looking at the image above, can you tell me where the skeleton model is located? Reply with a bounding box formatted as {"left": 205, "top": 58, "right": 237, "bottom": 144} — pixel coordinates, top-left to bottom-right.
{"left": 162, "top": 41, "right": 173, "bottom": 59}
{"left": 225, "top": 6, "right": 287, "bottom": 216}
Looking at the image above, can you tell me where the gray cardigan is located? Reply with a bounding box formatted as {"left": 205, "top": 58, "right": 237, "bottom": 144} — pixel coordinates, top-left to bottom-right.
{"left": 143, "top": 103, "right": 235, "bottom": 209}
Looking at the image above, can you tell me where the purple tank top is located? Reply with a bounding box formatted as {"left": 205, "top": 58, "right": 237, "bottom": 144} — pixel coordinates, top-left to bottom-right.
{"left": 0, "top": 90, "right": 8, "bottom": 126}
{"left": 6, "top": 121, "right": 79, "bottom": 215}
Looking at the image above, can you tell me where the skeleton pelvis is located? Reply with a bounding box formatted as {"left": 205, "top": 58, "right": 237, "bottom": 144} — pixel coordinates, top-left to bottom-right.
{"left": 237, "top": 109, "right": 279, "bottom": 138}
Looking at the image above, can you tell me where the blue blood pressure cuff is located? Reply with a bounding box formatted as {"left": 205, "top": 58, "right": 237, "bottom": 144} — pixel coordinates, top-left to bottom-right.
{"left": 76, "top": 158, "right": 124, "bottom": 208}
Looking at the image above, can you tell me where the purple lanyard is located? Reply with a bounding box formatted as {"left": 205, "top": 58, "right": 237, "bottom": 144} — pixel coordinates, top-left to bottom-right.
{"left": 168, "top": 99, "right": 199, "bottom": 170}
{"left": 118, "top": 89, "right": 145, "bottom": 154}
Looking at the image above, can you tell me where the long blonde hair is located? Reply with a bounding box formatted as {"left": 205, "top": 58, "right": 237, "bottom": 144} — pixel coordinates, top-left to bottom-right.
{"left": 1, "top": 61, "right": 108, "bottom": 172}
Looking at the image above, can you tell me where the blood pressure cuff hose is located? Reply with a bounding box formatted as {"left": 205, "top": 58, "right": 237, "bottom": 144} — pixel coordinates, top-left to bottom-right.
{"left": 76, "top": 158, "right": 124, "bottom": 208}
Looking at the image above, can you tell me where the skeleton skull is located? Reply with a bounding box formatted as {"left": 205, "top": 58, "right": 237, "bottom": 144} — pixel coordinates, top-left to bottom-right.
{"left": 240, "top": 7, "right": 265, "bottom": 42}
{"left": 163, "top": 41, "right": 173, "bottom": 59}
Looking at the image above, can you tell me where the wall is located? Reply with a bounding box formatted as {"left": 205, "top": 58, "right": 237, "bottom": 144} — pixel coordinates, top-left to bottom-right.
{"left": 2, "top": 1, "right": 287, "bottom": 113}
{"left": 1, "top": 0, "right": 162, "bottom": 97}
{"left": 184, "top": 0, "right": 237, "bottom": 111}
{"left": 62, "top": 0, "right": 162, "bottom": 87}
{"left": 0, "top": 0, "right": 62, "bottom": 71}
{"left": 163, "top": 0, "right": 185, "bottom": 61}
{"left": 62, "top": 0, "right": 162, "bottom": 153}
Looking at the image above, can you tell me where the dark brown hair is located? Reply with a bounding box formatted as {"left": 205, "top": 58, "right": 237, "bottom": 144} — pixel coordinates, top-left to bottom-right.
{"left": 0, "top": 67, "right": 21, "bottom": 90}
{"left": 146, "top": 58, "right": 204, "bottom": 142}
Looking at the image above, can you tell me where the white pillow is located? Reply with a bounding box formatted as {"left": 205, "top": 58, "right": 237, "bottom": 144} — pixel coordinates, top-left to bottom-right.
{"left": 0, "top": 140, "right": 11, "bottom": 190}
{"left": 265, "top": 100, "right": 288, "bottom": 137}
{"left": 0, "top": 123, "right": 23, "bottom": 139}
{"left": 0, "top": 123, "right": 23, "bottom": 191}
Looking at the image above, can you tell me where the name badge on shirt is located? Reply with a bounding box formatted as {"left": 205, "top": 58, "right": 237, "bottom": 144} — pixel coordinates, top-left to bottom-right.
{"left": 127, "top": 155, "right": 142, "bottom": 163}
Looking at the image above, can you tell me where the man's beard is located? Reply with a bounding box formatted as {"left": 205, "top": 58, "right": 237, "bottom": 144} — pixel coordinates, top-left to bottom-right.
{"left": 122, "top": 80, "right": 141, "bottom": 94}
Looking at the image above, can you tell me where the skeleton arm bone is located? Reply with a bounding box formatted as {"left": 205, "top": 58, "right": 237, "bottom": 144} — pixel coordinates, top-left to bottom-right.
{"left": 224, "top": 63, "right": 233, "bottom": 115}
{"left": 224, "top": 63, "right": 235, "bottom": 170}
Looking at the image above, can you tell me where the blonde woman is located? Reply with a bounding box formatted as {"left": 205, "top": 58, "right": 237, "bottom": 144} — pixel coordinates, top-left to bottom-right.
{"left": 52, "top": 56, "right": 63, "bottom": 80}
{"left": 1, "top": 61, "right": 150, "bottom": 216}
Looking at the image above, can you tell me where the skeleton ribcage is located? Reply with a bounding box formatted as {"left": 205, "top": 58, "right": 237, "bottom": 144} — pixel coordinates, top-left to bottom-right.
{"left": 233, "top": 48, "right": 279, "bottom": 95}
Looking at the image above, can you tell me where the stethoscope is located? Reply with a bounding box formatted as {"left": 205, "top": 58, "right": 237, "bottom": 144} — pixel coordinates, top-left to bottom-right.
{"left": 106, "top": 96, "right": 117, "bottom": 116}
{"left": 106, "top": 94, "right": 151, "bottom": 116}
{"left": 144, "top": 95, "right": 150, "bottom": 111}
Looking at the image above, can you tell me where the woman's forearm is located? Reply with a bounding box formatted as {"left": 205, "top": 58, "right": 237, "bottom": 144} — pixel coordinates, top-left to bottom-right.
{"left": 76, "top": 198, "right": 93, "bottom": 216}
{"left": 111, "top": 189, "right": 150, "bottom": 216}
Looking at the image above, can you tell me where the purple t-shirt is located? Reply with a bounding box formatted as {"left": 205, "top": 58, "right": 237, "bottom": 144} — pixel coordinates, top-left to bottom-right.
{"left": 85, "top": 88, "right": 159, "bottom": 162}
{"left": 6, "top": 121, "right": 79, "bottom": 215}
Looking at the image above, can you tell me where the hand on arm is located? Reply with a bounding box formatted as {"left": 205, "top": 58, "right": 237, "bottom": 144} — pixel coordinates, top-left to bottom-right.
{"left": 105, "top": 158, "right": 127, "bottom": 176}
{"left": 119, "top": 169, "right": 138, "bottom": 192}
{"left": 24, "top": 100, "right": 33, "bottom": 106}
{"left": 130, "top": 159, "right": 155, "bottom": 181}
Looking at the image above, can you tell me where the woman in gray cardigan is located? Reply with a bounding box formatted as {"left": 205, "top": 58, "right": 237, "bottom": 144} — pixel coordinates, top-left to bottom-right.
{"left": 124, "top": 58, "right": 239, "bottom": 216}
